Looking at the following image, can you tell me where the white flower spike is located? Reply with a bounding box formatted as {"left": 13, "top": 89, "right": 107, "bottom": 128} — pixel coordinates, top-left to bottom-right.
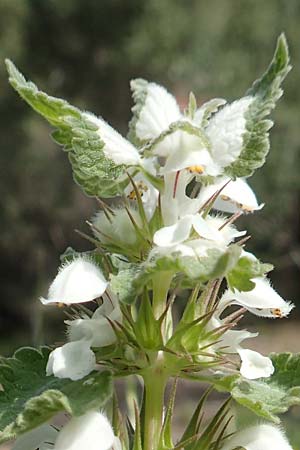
{"left": 41, "top": 258, "right": 108, "bottom": 305}
{"left": 198, "top": 177, "right": 264, "bottom": 214}
{"left": 53, "top": 410, "right": 120, "bottom": 450}
{"left": 220, "top": 424, "right": 293, "bottom": 450}
{"left": 220, "top": 277, "right": 294, "bottom": 318}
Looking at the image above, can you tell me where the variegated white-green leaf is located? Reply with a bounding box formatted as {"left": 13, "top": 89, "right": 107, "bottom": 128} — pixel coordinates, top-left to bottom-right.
{"left": 224, "top": 33, "right": 291, "bottom": 178}
{"left": 6, "top": 60, "right": 140, "bottom": 198}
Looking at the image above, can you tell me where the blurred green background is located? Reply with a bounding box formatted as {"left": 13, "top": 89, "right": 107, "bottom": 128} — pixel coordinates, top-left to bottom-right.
{"left": 0, "top": 0, "right": 299, "bottom": 446}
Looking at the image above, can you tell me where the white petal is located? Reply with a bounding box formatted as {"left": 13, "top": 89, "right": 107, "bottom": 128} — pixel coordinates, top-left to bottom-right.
{"left": 66, "top": 296, "right": 122, "bottom": 347}
{"left": 206, "top": 97, "right": 253, "bottom": 168}
{"left": 238, "top": 348, "right": 274, "bottom": 379}
{"left": 220, "top": 329, "right": 258, "bottom": 353}
{"left": 12, "top": 424, "right": 58, "bottom": 450}
{"left": 161, "top": 136, "right": 218, "bottom": 175}
{"left": 54, "top": 411, "right": 115, "bottom": 450}
{"left": 46, "top": 341, "right": 96, "bottom": 381}
{"left": 192, "top": 214, "right": 222, "bottom": 241}
{"left": 85, "top": 113, "right": 141, "bottom": 165}
{"left": 132, "top": 80, "right": 181, "bottom": 142}
{"left": 220, "top": 277, "right": 294, "bottom": 318}
{"left": 161, "top": 171, "right": 200, "bottom": 225}
{"left": 153, "top": 216, "right": 193, "bottom": 247}
{"left": 198, "top": 178, "right": 263, "bottom": 214}
{"left": 221, "top": 424, "right": 293, "bottom": 450}
{"left": 41, "top": 258, "right": 108, "bottom": 305}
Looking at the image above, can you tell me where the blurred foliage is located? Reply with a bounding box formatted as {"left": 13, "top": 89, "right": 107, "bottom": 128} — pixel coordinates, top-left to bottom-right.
{"left": 1, "top": 0, "right": 300, "bottom": 352}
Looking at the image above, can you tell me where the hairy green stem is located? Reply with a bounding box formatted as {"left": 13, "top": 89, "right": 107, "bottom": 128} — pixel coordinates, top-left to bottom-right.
{"left": 152, "top": 271, "right": 173, "bottom": 319}
{"left": 143, "top": 356, "right": 168, "bottom": 450}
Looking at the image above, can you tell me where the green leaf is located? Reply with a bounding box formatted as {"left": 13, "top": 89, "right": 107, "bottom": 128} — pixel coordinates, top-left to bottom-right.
{"left": 231, "top": 352, "right": 300, "bottom": 423}
{"left": 110, "top": 245, "right": 241, "bottom": 304}
{"left": 226, "top": 255, "right": 273, "bottom": 292}
{"left": 225, "top": 33, "right": 291, "bottom": 178}
{"left": 110, "top": 263, "right": 141, "bottom": 304}
{"left": 6, "top": 59, "right": 130, "bottom": 198}
{"left": 0, "top": 347, "right": 112, "bottom": 443}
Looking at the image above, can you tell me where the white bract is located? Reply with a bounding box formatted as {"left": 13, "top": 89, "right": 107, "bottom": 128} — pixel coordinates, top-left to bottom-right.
{"left": 220, "top": 424, "right": 293, "bottom": 450}
{"left": 41, "top": 258, "right": 108, "bottom": 305}
{"left": 198, "top": 177, "right": 264, "bottom": 214}
{"left": 53, "top": 411, "right": 120, "bottom": 450}
{"left": 220, "top": 277, "right": 294, "bottom": 318}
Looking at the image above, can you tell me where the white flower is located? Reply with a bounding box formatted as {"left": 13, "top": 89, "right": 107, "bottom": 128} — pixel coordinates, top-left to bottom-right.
{"left": 198, "top": 177, "right": 264, "bottom": 214}
{"left": 131, "top": 80, "right": 254, "bottom": 178}
{"left": 153, "top": 213, "right": 244, "bottom": 248}
{"left": 41, "top": 258, "right": 108, "bottom": 305}
{"left": 46, "top": 340, "right": 96, "bottom": 381}
{"left": 47, "top": 292, "right": 121, "bottom": 380}
{"left": 220, "top": 277, "right": 294, "bottom": 318}
{"left": 53, "top": 411, "right": 120, "bottom": 450}
{"left": 66, "top": 292, "right": 122, "bottom": 347}
{"left": 124, "top": 171, "right": 159, "bottom": 221}
{"left": 209, "top": 299, "right": 273, "bottom": 380}
{"left": 220, "top": 424, "right": 293, "bottom": 450}
{"left": 84, "top": 113, "right": 141, "bottom": 166}
{"left": 161, "top": 171, "right": 203, "bottom": 226}
{"left": 12, "top": 424, "right": 58, "bottom": 450}
{"left": 238, "top": 348, "right": 274, "bottom": 379}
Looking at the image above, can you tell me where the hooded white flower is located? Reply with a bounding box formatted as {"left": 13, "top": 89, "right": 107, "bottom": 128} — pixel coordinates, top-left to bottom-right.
{"left": 53, "top": 411, "right": 121, "bottom": 450}
{"left": 66, "top": 292, "right": 122, "bottom": 347}
{"left": 220, "top": 277, "right": 294, "bottom": 318}
{"left": 12, "top": 424, "right": 58, "bottom": 450}
{"left": 220, "top": 424, "right": 293, "bottom": 450}
{"left": 153, "top": 213, "right": 244, "bottom": 248}
{"left": 46, "top": 340, "right": 96, "bottom": 381}
{"left": 198, "top": 177, "right": 264, "bottom": 214}
{"left": 238, "top": 348, "right": 274, "bottom": 379}
{"left": 209, "top": 310, "right": 273, "bottom": 380}
{"left": 47, "top": 292, "right": 121, "bottom": 380}
{"left": 41, "top": 258, "right": 108, "bottom": 305}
